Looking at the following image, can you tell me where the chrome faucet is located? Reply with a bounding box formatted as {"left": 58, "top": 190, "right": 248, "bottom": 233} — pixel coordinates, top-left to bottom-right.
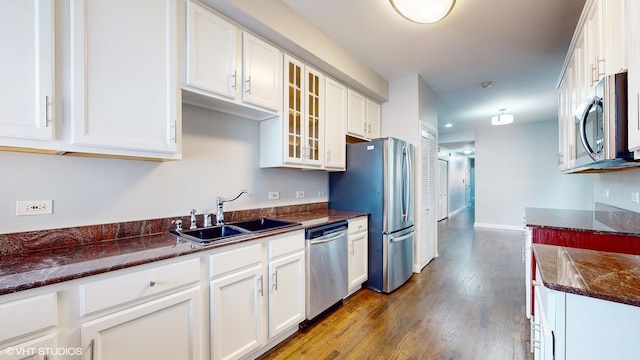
{"left": 189, "top": 209, "right": 197, "bottom": 229}
{"left": 216, "top": 190, "right": 252, "bottom": 225}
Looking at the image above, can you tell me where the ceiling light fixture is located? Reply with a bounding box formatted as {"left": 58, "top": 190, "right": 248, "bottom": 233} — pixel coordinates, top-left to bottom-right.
{"left": 491, "top": 108, "right": 514, "bottom": 126}
{"left": 389, "top": 0, "right": 456, "bottom": 24}
{"left": 445, "top": 123, "right": 453, "bottom": 128}
{"left": 481, "top": 81, "right": 493, "bottom": 89}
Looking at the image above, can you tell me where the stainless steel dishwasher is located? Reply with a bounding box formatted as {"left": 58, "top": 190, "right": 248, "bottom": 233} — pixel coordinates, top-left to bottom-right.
{"left": 305, "top": 221, "right": 348, "bottom": 321}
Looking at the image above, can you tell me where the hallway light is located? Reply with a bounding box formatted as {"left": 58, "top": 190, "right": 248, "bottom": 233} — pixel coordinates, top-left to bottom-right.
{"left": 491, "top": 109, "right": 514, "bottom": 126}
{"left": 389, "top": 0, "right": 456, "bottom": 24}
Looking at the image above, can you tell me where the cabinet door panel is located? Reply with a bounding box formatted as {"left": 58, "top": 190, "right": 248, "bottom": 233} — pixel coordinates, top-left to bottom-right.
{"left": 347, "top": 90, "right": 366, "bottom": 138}
{"left": 242, "top": 32, "right": 281, "bottom": 111}
{"left": 211, "top": 264, "right": 264, "bottom": 360}
{"left": 366, "top": 99, "right": 380, "bottom": 139}
{"left": 0, "top": 333, "right": 57, "bottom": 360}
{"left": 185, "top": 0, "right": 238, "bottom": 98}
{"left": 324, "top": 78, "right": 346, "bottom": 170}
{"left": 268, "top": 251, "right": 305, "bottom": 339}
{"left": 70, "top": 0, "right": 179, "bottom": 154}
{"left": 0, "top": 0, "right": 54, "bottom": 140}
{"left": 81, "top": 287, "right": 201, "bottom": 360}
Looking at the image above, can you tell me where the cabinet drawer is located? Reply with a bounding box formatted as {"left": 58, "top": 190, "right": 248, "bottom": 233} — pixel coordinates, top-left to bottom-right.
{"left": 80, "top": 258, "right": 200, "bottom": 316}
{"left": 210, "top": 242, "right": 262, "bottom": 278}
{"left": 268, "top": 230, "right": 304, "bottom": 259}
{"left": 348, "top": 217, "right": 368, "bottom": 234}
{"left": 0, "top": 292, "right": 57, "bottom": 343}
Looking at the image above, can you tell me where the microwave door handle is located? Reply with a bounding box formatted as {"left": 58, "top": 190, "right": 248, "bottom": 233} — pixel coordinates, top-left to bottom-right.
{"left": 580, "top": 96, "right": 599, "bottom": 161}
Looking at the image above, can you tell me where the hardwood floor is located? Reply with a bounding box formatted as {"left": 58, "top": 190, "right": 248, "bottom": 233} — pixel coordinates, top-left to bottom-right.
{"left": 259, "top": 207, "right": 531, "bottom": 360}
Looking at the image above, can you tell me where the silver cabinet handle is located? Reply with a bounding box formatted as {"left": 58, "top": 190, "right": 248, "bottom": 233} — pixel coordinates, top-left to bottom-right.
{"left": 272, "top": 271, "right": 278, "bottom": 291}
{"left": 246, "top": 75, "right": 251, "bottom": 94}
{"left": 230, "top": 70, "right": 237, "bottom": 91}
{"left": 257, "top": 275, "right": 263, "bottom": 296}
{"left": 90, "top": 339, "right": 95, "bottom": 360}
{"left": 44, "top": 96, "right": 50, "bottom": 127}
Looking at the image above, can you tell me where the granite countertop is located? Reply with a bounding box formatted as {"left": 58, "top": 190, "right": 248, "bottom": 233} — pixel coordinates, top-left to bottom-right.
{"left": 525, "top": 203, "right": 640, "bottom": 235}
{"left": 533, "top": 243, "right": 640, "bottom": 307}
{"left": 0, "top": 210, "right": 367, "bottom": 296}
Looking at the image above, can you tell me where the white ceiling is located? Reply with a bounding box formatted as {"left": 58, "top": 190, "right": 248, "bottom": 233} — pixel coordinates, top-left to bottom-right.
{"left": 280, "top": 0, "right": 586, "bottom": 151}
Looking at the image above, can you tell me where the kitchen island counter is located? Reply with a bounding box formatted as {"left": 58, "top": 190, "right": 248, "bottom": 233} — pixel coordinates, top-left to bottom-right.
{"left": 0, "top": 208, "right": 367, "bottom": 296}
{"left": 533, "top": 243, "right": 640, "bottom": 307}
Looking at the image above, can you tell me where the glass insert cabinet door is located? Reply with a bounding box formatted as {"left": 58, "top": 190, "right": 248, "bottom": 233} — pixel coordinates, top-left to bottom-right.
{"left": 283, "top": 54, "right": 323, "bottom": 167}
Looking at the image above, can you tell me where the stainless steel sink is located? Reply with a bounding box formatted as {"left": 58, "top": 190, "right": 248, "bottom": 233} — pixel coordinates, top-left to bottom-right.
{"left": 229, "top": 218, "right": 300, "bottom": 232}
{"left": 170, "top": 218, "right": 300, "bottom": 245}
{"left": 170, "top": 225, "right": 250, "bottom": 245}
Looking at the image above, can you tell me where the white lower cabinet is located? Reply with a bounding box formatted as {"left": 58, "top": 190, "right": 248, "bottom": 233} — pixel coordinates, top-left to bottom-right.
{"left": 81, "top": 287, "right": 201, "bottom": 360}
{"left": 79, "top": 258, "right": 202, "bottom": 360}
{"left": 209, "top": 231, "right": 305, "bottom": 360}
{"left": 532, "top": 267, "right": 640, "bottom": 360}
{"left": 347, "top": 216, "right": 368, "bottom": 296}
{"left": 0, "top": 292, "right": 58, "bottom": 360}
{"left": 210, "top": 243, "right": 265, "bottom": 360}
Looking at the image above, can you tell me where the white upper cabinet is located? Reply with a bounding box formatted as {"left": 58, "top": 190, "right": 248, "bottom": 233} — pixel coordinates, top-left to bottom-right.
{"left": 242, "top": 32, "right": 282, "bottom": 112}
{"left": 70, "top": 0, "right": 180, "bottom": 159}
{"left": 0, "top": 0, "right": 54, "bottom": 142}
{"left": 260, "top": 55, "right": 324, "bottom": 169}
{"left": 185, "top": 0, "right": 238, "bottom": 99}
{"left": 324, "top": 77, "right": 347, "bottom": 171}
{"left": 182, "top": 2, "right": 281, "bottom": 120}
{"left": 347, "top": 89, "right": 366, "bottom": 138}
{"left": 346, "top": 89, "right": 380, "bottom": 141}
{"left": 366, "top": 98, "right": 381, "bottom": 139}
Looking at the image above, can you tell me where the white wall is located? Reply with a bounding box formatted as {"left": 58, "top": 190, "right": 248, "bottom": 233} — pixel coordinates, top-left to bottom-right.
{"left": 475, "top": 120, "right": 593, "bottom": 229}
{"left": 592, "top": 168, "right": 640, "bottom": 212}
{"left": 0, "top": 105, "right": 328, "bottom": 234}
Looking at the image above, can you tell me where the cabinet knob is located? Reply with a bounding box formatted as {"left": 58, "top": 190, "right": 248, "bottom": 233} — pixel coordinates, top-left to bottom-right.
{"left": 149, "top": 281, "right": 156, "bottom": 287}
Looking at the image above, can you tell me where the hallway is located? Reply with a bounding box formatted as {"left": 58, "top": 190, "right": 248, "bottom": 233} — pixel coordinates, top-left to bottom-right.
{"left": 259, "top": 207, "right": 531, "bottom": 359}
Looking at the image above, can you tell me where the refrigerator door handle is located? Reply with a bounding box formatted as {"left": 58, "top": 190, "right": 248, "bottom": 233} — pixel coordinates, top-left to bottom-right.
{"left": 389, "top": 230, "right": 415, "bottom": 243}
{"left": 401, "top": 146, "right": 411, "bottom": 221}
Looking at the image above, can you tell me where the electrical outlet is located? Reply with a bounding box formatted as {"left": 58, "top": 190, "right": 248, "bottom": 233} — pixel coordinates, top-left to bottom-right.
{"left": 632, "top": 192, "right": 639, "bottom": 203}
{"left": 296, "top": 191, "right": 305, "bottom": 199}
{"left": 16, "top": 200, "right": 53, "bottom": 216}
{"left": 317, "top": 191, "right": 326, "bottom": 197}
{"left": 269, "top": 192, "right": 280, "bottom": 200}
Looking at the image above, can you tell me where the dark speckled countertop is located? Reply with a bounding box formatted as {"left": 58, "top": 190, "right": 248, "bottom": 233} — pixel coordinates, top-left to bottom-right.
{"left": 533, "top": 243, "right": 640, "bottom": 307}
{"left": 0, "top": 209, "right": 367, "bottom": 296}
{"left": 525, "top": 203, "right": 640, "bottom": 235}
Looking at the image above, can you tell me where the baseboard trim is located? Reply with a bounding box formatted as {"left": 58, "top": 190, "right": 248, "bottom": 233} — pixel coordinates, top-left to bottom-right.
{"left": 448, "top": 206, "right": 468, "bottom": 217}
{"left": 473, "top": 223, "right": 522, "bottom": 231}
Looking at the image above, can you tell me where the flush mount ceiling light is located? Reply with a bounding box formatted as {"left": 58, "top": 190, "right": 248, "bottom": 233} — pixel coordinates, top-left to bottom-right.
{"left": 389, "top": 0, "right": 456, "bottom": 24}
{"left": 491, "top": 108, "right": 514, "bottom": 126}
{"left": 445, "top": 123, "right": 453, "bottom": 128}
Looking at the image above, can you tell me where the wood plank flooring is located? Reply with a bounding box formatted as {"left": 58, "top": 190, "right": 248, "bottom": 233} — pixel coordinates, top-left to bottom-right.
{"left": 259, "top": 207, "right": 531, "bottom": 360}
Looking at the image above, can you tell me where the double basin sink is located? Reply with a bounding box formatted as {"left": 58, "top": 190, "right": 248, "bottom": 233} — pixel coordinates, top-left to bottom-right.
{"left": 171, "top": 218, "right": 300, "bottom": 246}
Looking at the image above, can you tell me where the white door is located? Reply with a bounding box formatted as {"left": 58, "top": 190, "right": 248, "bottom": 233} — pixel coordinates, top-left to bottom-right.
{"left": 81, "top": 288, "right": 201, "bottom": 360}
{"left": 70, "top": 0, "right": 179, "bottom": 155}
{"left": 324, "top": 77, "right": 347, "bottom": 170}
{"left": 268, "top": 251, "right": 305, "bottom": 339}
{"left": 0, "top": 333, "right": 57, "bottom": 360}
{"left": 346, "top": 89, "right": 366, "bottom": 138}
{"left": 185, "top": 0, "right": 238, "bottom": 98}
{"left": 348, "top": 230, "right": 368, "bottom": 290}
{"left": 0, "top": 0, "right": 54, "bottom": 141}
{"left": 242, "top": 32, "right": 281, "bottom": 111}
{"left": 418, "top": 125, "right": 438, "bottom": 270}
{"left": 210, "top": 264, "right": 265, "bottom": 360}
{"left": 437, "top": 159, "right": 448, "bottom": 221}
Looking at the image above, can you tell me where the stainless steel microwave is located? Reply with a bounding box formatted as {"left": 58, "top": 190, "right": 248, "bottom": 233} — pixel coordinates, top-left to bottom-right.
{"left": 567, "top": 72, "right": 640, "bottom": 173}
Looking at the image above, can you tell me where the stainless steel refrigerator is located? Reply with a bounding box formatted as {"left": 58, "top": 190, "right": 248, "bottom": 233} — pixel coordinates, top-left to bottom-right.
{"left": 329, "top": 137, "right": 414, "bottom": 293}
